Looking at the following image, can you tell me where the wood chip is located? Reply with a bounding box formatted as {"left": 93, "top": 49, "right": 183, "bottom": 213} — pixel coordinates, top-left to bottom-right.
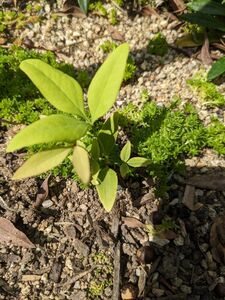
{"left": 122, "top": 217, "right": 145, "bottom": 228}
{"left": 141, "top": 5, "right": 160, "bottom": 16}
{"left": 182, "top": 185, "right": 203, "bottom": 211}
{"left": 210, "top": 214, "right": 225, "bottom": 264}
{"left": 112, "top": 241, "right": 121, "bottom": 300}
{"left": 186, "top": 173, "right": 225, "bottom": 191}
{"left": 21, "top": 275, "right": 41, "bottom": 282}
{"left": 108, "top": 26, "right": 125, "bottom": 41}
{"left": 0, "top": 217, "right": 35, "bottom": 249}
{"left": 138, "top": 268, "right": 147, "bottom": 297}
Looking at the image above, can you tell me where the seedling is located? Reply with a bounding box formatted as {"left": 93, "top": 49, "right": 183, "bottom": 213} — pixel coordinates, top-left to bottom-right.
{"left": 6, "top": 44, "right": 150, "bottom": 212}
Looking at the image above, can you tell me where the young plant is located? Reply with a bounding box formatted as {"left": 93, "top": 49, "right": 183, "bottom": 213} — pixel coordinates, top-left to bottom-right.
{"left": 6, "top": 43, "right": 149, "bottom": 212}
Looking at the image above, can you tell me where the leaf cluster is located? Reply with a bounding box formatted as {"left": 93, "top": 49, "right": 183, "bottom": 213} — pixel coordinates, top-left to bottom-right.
{"left": 147, "top": 33, "right": 169, "bottom": 57}
{"left": 7, "top": 44, "right": 148, "bottom": 212}
{"left": 187, "top": 75, "right": 225, "bottom": 107}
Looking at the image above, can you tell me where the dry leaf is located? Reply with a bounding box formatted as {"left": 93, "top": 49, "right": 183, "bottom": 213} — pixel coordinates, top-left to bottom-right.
{"left": 122, "top": 217, "right": 145, "bottom": 228}
{"left": 108, "top": 26, "right": 125, "bottom": 41}
{"left": 182, "top": 184, "right": 203, "bottom": 211}
{"left": 141, "top": 5, "right": 159, "bottom": 16}
{"left": 186, "top": 173, "right": 225, "bottom": 191}
{"left": 57, "top": 1, "right": 86, "bottom": 18}
{"left": 0, "top": 217, "right": 35, "bottom": 248}
{"left": 212, "top": 43, "right": 225, "bottom": 53}
{"left": 210, "top": 214, "right": 225, "bottom": 264}
{"left": 168, "top": 0, "right": 186, "bottom": 12}
{"left": 33, "top": 175, "right": 50, "bottom": 209}
{"left": 0, "top": 37, "right": 7, "bottom": 45}
{"left": 199, "top": 32, "right": 213, "bottom": 65}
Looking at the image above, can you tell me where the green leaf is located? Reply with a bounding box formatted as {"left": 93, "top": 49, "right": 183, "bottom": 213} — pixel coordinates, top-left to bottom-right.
{"left": 207, "top": 57, "right": 225, "bottom": 81}
{"left": 120, "top": 163, "right": 130, "bottom": 178}
{"left": 120, "top": 141, "right": 131, "bottom": 162}
{"left": 12, "top": 148, "right": 71, "bottom": 179}
{"left": 91, "top": 160, "right": 100, "bottom": 185}
{"left": 187, "top": 0, "right": 225, "bottom": 16}
{"left": 7, "top": 115, "right": 89, "bottom": 152}
{"left": 72, "top": 145, "right": 90, "bottom": 184}
{"left": 88, "top": 43, "right": 129, "bottom": 123}
{"left": 20, "top": 59, "right": 86, "bottom": 119}
{"left": 78, "top": 0, "right": 89, "bottom": 14}
{"left": 181, "top": 13, "right": 225, "bottom": 32}
{"left": 96, "top": 168, "right": 118, "bottom": 212}
{"left": 91, "top": 139, "right": 100, "bottom": 160}
{"left": 97, "top": 112, "right": 119, "bottom": 155}
{"left": 127, "top": 157, "right": 151, "bottom": 168}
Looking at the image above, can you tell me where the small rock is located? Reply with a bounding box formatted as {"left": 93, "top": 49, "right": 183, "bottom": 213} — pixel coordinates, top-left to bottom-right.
{"left": 152, "top": 288, "right": 165, "bottom": 297}
{"left": 180, "top": 284, "right": 192, "bottom": 294}
{"left": 174, "top": 235, "right": 184, "bottom": 246}
{"left": 136, "top": 246, "right": 156, "bottom": 264}
{"left": 42, "top": 200, "right": 53, "bottom": 208}
{"left": 173, "top": 277, "right": 183, "bottom": 287}
{"left": 214, "top": 283, "right": 225, "bottom": 298}
{"left": 121, "top": 283, "right": 138, "bottom": 300}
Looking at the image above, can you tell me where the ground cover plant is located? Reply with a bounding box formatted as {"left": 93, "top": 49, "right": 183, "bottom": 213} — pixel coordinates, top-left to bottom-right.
{"left": 6, "top": 43, "right": 150, "bottom": 212}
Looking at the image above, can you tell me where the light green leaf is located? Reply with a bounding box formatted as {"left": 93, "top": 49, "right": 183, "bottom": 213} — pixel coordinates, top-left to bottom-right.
{"left": 88, "top": 43, "right": 129, "bottom": 123}
{"left": 127, "top": 157, "right": 151, "bottom": 168}
{"left": 20, "top": 59, "right": 86, "bottom": 119}
{"left": 96, "top": 168, "right": 118, "bottom": 212}
{"left": 12, "top": 148, "right": 71, "bottom": 180}
{"left": 207, "top": 57, "right": 225, "bottom": 81}
{"left": 72, "top": 145, "right": 90, "bottom": 184}
{"left": 120, "top": 163, "right": 130, "bottom": 178}
{"left": 120, "top": 141, "right": 131, "bottom": 162}
{"left": 78, "top": 0, "right": 89, "bottom": 14}
{"left": 7, "top": 115, "right": 89, "bottom": 152}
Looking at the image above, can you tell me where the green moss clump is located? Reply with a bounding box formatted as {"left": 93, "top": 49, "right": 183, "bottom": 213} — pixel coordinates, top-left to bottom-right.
{"left": 187, "top": 75, "right": 225, "bottom": 107}
{"left": 109, "top": 8, "right": 118, "bottom": 25}
{"left": 89, "top": 1, "right": 107, "bottom": 16}
{"left": 100, "top": 40, "right": 117, "bottom": 53}
{"left": 147, "top": 33, "right": 169, "bottom": 57}
{"left": 207, "top": 118, "right": 225, "bottom": 155}
{"left": 119, "top": 100, "right": 207, "bottom": 193}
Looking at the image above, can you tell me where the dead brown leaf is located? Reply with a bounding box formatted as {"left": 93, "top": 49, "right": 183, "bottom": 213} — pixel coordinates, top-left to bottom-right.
{"left": 141, "top": 5, "right": 159, "bottom": 17}
{"left": 199, "top": 32, "right": 213, "bottom": 65}
{"left": 157, "top": 230, "right": 177, "bottom": 240}
{"left": 0, "top": 37, "right": 7, "bottom": 45}
{"left": 108, "top": 26, "right": 125, "bottom": 42}
{"left": 122, "top": 217, "right": 145, "bottom": 228}
{"left": 57, "top": 1, "right": 86, "bottom": 18}
{"left": 186, "top": 173, "right": 225, "bottom": 191}
{"left": 212, "top": 43, "right": 225, "bottom": 53}
{"left": 210, "top": 214, "right": 225, "bottom": 264}
{"left": 0, "top": 217, "right": 35, "bottom": 248}
{"left": 168, "top": 0, "right": 186, "bottom": 12}
{"left": 182, "top": 184, "right": 203, "bottom": 211}
{"left": 33, "top": 174, "right": 50, "bottom": 209}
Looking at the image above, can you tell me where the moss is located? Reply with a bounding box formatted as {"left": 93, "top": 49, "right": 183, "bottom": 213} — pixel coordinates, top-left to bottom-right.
{"left": 89, "top": 1, "right": 107, "bottom": 16}
{"left": 187, "top": 74, "right": 225, "bottom": 107}
{"left": 147, "top": 33, "right": 169, "bottom": 57}
{"left": 119, "top": 100, "right": 207, "bottom": 193}
{"left": 109, "top": 8, "right": 118, "bottom": 25}
{"left": 207, "top": 118, "right": 225, "bottom": 155}
{"left": 100, "top": 40, "right": 117, "bottom": 53}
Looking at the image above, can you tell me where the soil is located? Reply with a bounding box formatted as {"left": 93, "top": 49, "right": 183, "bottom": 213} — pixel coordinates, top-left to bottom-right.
{"left": 1, "top": 1, "right": 225, "bottom": 300}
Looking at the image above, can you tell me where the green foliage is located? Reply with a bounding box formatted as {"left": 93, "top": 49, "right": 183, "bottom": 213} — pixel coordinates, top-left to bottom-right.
{"left": 75, "top": 69, "right": 91, "bottom": 88}
{"left": 109, "top": 8, "right": 118, "bottom": 25}
{"left": 78, "top": 0, "right": 89, "bottom": 14}
{"left": 89, "top": 1, "right": 107, "bottom": 16}
{"left": 187, "top": 74, "right": 225, "bottom": 107}
{"left": 7, "top": 44, "right": 147, "bottom": 212}
{"left": 147, "top": 33, "right": 169, "bottom": 56}
{"left": 182, "top": 0, "right": 225, "bottom": 32}
{"left": 118, "top": 100, "right": 207, "bottom": 193}
{"left": 207, "top": 56, "right": 225, "bottom": 81}
{"left": 88, "top": 252, "right": 113, "bottom": 299}
{"left": 100, "top": 41, "right": 117, "bottom": 53}
{"left": 207, "top": 118, "right": 225, "bottom": 154}
{"left": 100, "top": 41, "right": 136, "bottom": 81}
